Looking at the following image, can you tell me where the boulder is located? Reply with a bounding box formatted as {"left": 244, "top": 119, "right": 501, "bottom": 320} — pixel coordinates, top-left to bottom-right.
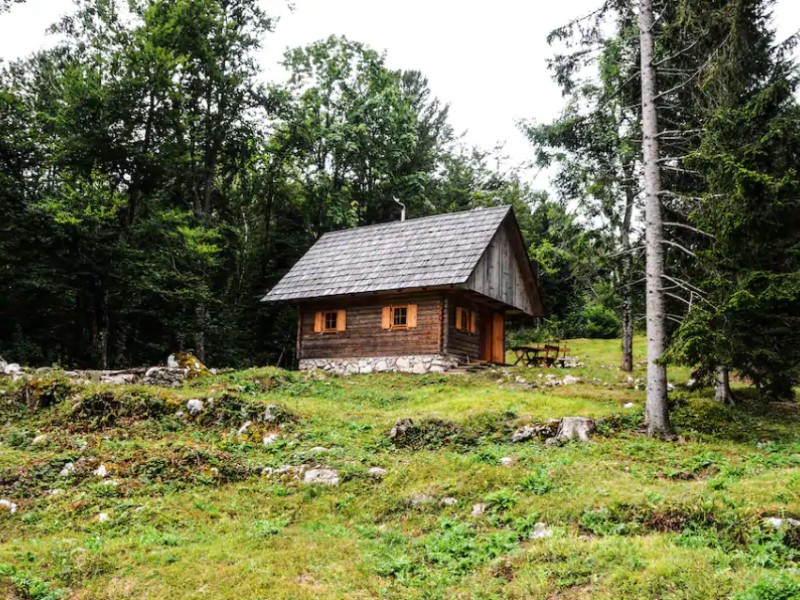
{"left": 93, "top": 464, "right": 108, "bottom": 478}
{"left": 511, "top": 420, "right": 560, "bottom": 443}
{"left": 262, "top": 433, "right": 280, "bottom": 446}
{"left": 303, "top": 469, "right": 340, "bottom": 486}
{"left": 3, "top": 363, "right": 21, "bottom": 375}
{"left": 544, "top": 437, "right": 565, "bottom": 448}
{"left": 31, "top": 434, "right": 48, "bottom": 446}
{"left": 389, "top": 418, "right": 416, "bottom": 441}
{"left": 143, "top": 367, "right": 185, "bottom": 387}
{"left": 765, "top": 517, "right": 800, "bottom": 529}
{"left": 409, "top": 493, "right": 434, "bottom": 506}
{"left": 440, "top": 497, "right": 457, "bottom": 507}
{"left": 561, "top": 375, "right": 581, "bottom": 386}
{"left": 471, "top": 503, "right": 487, "bottom": 516}
{"left": 368, "top": 467, "right": 387, "bottom": 478}
{"left": 556, "top": 417, "right": 595, "bottom": 442}
{"left": 530, "top": 522, "right": 554, "bottom": 539}
{"left": 59, "top": 462, "right": 75, "bottom": 477}
{"left": 186, "top": 399, "right": 204, "bottom": 416}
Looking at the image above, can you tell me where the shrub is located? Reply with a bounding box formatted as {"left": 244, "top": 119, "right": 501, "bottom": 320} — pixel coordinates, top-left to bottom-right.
{"left": 517, "top": 468, "right": 552, "bottom": 495}
{"left": 733, "top": 575, "right": 800, "bottom": 600}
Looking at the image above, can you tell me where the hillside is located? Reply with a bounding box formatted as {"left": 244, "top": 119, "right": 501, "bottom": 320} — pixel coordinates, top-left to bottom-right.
{"left": 1, "top": 338, "right": 800, "bottom": 599}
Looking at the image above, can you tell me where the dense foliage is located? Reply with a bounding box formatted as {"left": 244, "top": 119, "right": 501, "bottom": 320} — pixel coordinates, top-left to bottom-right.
{"left": 0, "top": 0, "right": 552, "bottom": 369}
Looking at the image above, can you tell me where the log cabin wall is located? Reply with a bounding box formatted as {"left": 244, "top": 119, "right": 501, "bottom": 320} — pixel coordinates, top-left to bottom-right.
{"left": 444, "top": 292, "right": 483, "bottom": 361}
{"left": 298, "top": 292, "right": 443, "bottom": 359}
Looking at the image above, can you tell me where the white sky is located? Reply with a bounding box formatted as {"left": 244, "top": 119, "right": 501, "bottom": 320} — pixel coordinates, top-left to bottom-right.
{"left": 2, "top": 0, "right": 799, "bottom": 185}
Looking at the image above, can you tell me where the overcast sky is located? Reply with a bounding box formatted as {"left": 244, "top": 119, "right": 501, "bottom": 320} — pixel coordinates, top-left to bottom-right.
{"left": 2, "top": 0, "right": 798, "bottom": 184}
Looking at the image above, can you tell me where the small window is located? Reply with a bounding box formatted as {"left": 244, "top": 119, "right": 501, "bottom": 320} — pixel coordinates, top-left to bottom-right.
{"left": 324, "top": 311, "right": 338, "bottom": 332}
{"left": 393, "top": 306, "right": 408, "bottom": 327}
{"left": 456, "top": 306, "right": 477, "bottom": 334}
{"left": 382, "top": 304, "right": 417, "bottom": 330}
{"left": 314, "top": 309, "right": 346, "bottom": 333}
{"left": 459, "top": 308, "right": 469, "bottom": 331}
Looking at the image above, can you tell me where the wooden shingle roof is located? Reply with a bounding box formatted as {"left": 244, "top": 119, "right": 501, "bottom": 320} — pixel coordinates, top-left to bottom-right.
{"left": 262, "top": 205, "right": 513, "bottom": 302}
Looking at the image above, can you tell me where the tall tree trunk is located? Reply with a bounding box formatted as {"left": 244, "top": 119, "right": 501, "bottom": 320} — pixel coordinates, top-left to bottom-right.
{"left": 621, "top": 293, "right": 633, "bottom": 372}
{"left": 639, "top": 0, "right": 672, "bottom": 437}
{"left": 620, "top": 166, "right": 635, "bottom": 373}
{"left": 194, "top": 303, "right": 206, "bottom": 363}
{"left": 714, "top": 366, "right": 734, "bottom": 406}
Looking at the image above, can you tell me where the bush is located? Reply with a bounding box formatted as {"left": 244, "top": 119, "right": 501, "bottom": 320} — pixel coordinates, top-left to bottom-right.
{"left": 733, "top": 575, "right": 800, "bottom": 600}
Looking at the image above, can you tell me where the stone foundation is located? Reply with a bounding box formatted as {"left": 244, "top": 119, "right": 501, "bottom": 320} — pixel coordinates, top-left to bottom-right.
{"left": 299, "top": 354, "right": 462, "bottom": 375}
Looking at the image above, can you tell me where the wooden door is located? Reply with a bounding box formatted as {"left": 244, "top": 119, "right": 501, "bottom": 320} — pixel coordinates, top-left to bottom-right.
{"left": 492, "top": 311, "right": 505, "bottom": 363}
{"left": 480, "top": 309, "right": 505, "bottom": 363}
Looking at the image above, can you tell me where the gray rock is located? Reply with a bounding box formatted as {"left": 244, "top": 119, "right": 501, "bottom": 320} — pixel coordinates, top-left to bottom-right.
{"left": 59, "top": 462, "right": 75, "bottom": 477}
{"left": 545, "top": 437, "right": 565, "bottom": 448}
{"left": 93, "top": 464, "right": 108, "bottom": 478}
{"left": 3, "top": 363, "right": 21, "bottom": 375}
{"left": 262, "top": 433, "right": 280, "bottom": 446}
{"left": 31, "top": 434, "right": 48, "bottom": 446}
{"left": 143, "top": 366, "right": 185, "bottom": 387}
{"left": 530, "top": 522, "right": 554, "bottom": 539}
{"left": 471, "top": 503, "right": 487, "bottom": 516}
{"left": 765, "top": 517, "right": 800, "bottom": 529}
{"left": 512, "top": 424, "right": 537, "bottom": 442}
{"left": 0, "top": 499, "right": 17, "bottom": 514}
{"left": 390, "top": 418, "right": 416, "bottom": 439}
{"left": 409, "top": 493, "right": 434, "bottom": 506}
{"left": 624, "top": 402, "right": 636, "bottom": 409}
{"left": 96, "top": 512, "right": 110, "bottom": 523}
{"left": 499, "top": 456, "right": 514, "bottom": 467}
{"left": 561, "top": 374, "right": 581, "bottom": 386}
{"left": 368, "top": 467, "right": 387, "bottom": 477}
{"left": 440, "top": 496, "right": 457, "bottom": 507}
{"left": 186, "top": 399, "right": 204, "bottom": 416}
{"left": 303, "top": 469, "right": 340, "bottom": 486}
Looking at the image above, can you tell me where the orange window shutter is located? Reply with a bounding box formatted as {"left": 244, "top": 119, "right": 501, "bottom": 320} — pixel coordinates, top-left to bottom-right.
{"left": 381, "top": 306, "right": 391, "bottom": 329}
{"left": 336, "top": 310, "right": 347, "bottom": 332}
{"left": 313, "top": 311, "right": 323, "bottom": 333}
{"left": 408, "top": 304, "right": 418, "bottom": 328}
{"left": 469, "top": 310, "right": 476, "bottom": 334}
{"left": 455, "top": 307, "right": 463, "bottom": 331}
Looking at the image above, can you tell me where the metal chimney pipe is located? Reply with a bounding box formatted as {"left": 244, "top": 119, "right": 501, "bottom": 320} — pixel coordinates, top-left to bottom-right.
{"left": 393, "top": 197, "right": 406, "bottom": 222}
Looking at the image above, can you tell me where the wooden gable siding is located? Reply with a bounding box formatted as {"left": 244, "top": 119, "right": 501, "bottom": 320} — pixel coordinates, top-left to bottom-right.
{"left": 465, "top": 218, "right": 539, "bottom": 315}
{"left": 298, "top": 293, "right": 442, "bottom": 359}
{"left": 444, "top": 294, "right": 482, "bottom": 361}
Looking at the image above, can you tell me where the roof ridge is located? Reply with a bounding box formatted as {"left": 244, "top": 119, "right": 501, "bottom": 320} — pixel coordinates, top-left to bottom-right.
{"left": 318, "top": 205, "right": 511, "bottom": 239}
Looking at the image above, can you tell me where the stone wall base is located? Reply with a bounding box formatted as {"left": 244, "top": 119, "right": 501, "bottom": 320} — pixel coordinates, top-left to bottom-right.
{"left": 299, "top": 354, "right": 462, "bottom": 375}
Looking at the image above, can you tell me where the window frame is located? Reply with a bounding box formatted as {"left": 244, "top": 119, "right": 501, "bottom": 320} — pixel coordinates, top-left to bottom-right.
{"left": 322, "top": 310, "right": 339, "bottom": 333}
{"left": 391, "top": 305, "right": 409, "bottom": 329}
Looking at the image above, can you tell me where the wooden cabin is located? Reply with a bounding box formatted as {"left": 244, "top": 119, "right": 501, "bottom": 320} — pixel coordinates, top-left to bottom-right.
{"left": 262, "top": 205, "right": 544, "bottom": 373}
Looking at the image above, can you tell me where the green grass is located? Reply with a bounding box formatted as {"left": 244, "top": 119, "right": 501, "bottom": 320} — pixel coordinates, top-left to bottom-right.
{"left": 1, "top": 336, "right": 799, "bottom": 599}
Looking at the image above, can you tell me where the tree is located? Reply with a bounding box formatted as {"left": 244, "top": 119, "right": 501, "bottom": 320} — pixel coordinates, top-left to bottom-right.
{"left": 638, "top": 0, "right": 671, "bottom": 436}
{"left": 524, "top": 20, "right": 642, "bottom": 369}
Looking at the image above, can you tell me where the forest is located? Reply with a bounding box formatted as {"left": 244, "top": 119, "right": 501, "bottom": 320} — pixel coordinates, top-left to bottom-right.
{"left": 1, "top": 0, "right": 799, "bottom": 424}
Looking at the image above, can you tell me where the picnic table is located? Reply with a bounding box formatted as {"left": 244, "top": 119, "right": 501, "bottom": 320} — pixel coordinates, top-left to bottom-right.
{"left": 510, "top": 341, "right": 571, "bottom": 368}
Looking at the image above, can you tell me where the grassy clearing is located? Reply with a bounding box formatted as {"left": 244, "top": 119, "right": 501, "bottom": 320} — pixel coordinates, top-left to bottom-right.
{"left": 1, "top": 337, "right": 799, "bottom": 599}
